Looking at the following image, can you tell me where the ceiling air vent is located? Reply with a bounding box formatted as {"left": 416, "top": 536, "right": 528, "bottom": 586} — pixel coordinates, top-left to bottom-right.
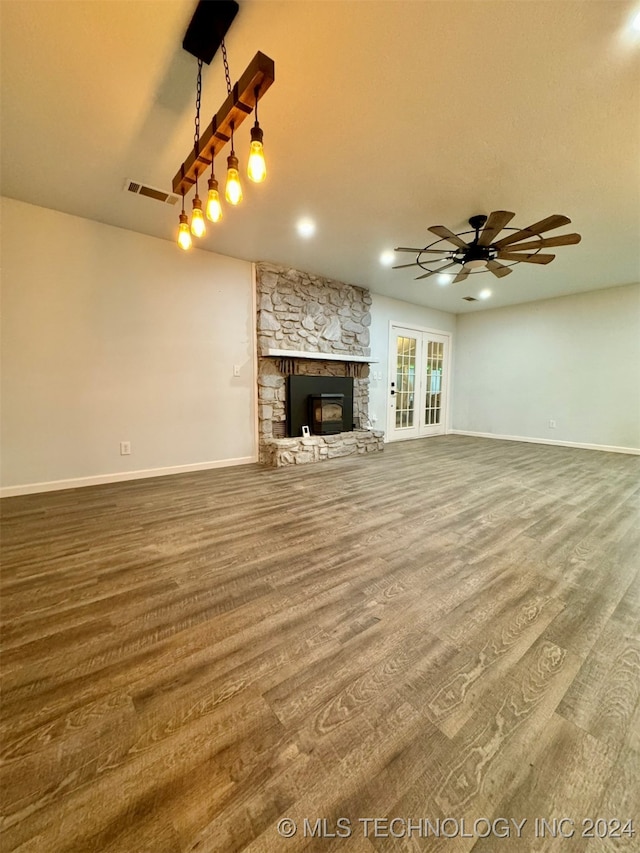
{"left": 462, "top": 296, "right": 478, "bottom": 302}
{"left": 124, "top": 179, "right": 179, "bottom": 206}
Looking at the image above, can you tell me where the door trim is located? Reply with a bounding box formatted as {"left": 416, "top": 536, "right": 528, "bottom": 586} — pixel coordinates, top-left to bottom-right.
{"left": 386, "top": 322, "right": 453, "bottom": 442}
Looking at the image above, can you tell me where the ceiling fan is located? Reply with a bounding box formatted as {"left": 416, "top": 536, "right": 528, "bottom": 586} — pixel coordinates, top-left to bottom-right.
{"left": 394, "top": 211, "right": 581, "bottom": 283}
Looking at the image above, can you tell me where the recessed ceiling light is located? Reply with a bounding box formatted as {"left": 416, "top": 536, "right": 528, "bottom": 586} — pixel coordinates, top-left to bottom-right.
{"left": 479, "top": 289, "right": 492, "bottom": 299}
{"left": 296, "top": 218, "right": 316, "bottom": 238}
{"left": 379, "top": 250, "right": 395, "bottom": 266}
{"left": 633, "top": 11, "right": 640, "bottom": 31}
{"left": 438, "top": 274, "right": 453, "bottom": 285}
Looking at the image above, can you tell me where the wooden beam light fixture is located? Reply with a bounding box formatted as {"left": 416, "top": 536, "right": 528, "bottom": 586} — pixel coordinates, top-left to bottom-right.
{"left": 173, "top": 47, "right": 275, "bottom": 249}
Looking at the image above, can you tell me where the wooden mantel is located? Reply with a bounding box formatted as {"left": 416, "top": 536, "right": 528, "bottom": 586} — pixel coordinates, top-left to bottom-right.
{"left": 263, "top": 348, "right": 379, "bottom": 363}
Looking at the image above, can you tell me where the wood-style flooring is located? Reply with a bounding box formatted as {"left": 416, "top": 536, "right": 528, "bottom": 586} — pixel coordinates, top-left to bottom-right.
{"left": 1, "top": 436, "right": 639, "bottom": 852}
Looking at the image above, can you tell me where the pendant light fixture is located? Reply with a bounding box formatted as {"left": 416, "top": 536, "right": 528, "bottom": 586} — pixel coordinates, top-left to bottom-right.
{"left": 206, "top": 156, "right": 223, "bottom": 223}
{"left": 247, "top": 85, "right": 266, "bottom": 183}
{"left": 189, "top": 61, "right": 206, "bottom": 239}
{"left": 177, "top": 190, "right": 192, "bottom": 251}
{"left": 191, "top": 181, "right": 206, "bottom": 237}
{"left": 225, "top": 123, "right": 243, "bottom": 205}
{"left": 171, "top": 0, "right": 275, "bottom": 250}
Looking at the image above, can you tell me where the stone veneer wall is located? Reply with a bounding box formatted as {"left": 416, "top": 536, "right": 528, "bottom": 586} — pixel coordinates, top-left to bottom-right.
{"left": 256, "top": 262, "right": 383, "bottom": 465}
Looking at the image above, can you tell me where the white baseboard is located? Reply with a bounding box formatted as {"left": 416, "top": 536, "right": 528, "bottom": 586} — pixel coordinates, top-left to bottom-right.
{"left": 0, "top": 456, "right": 258, "bottom": 498}
{"left": 450, "top": 430, "right": 640, "bottom": 456}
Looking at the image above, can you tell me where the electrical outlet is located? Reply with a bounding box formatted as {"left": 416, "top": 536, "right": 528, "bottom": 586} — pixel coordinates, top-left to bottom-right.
{"left": 233, "top": 364, "right": 241, "bottom": 377}
{"left": 120, "top": 441, "right": 131, "bottom": 455}
{"left": 548, "top": 420, "right": 556, "bottom": 429}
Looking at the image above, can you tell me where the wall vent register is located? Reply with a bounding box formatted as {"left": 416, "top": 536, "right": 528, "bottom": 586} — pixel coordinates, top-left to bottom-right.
{"left": 124, "top": 179, "right": 179, "bottom": 206}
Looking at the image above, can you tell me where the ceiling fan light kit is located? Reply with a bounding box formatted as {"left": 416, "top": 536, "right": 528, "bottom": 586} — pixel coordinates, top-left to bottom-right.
{"left": 173, "top": 1, "right": 275, "bottom": 250}
{"left": 393, "top": 210, "right": 582, "bottom": 292}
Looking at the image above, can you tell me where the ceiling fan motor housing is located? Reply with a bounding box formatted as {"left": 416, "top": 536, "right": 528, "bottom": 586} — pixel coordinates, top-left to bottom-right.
{"left": 458, "top": 215, "right": 495, "bottom": 267}
{"left": 454, "top": 245, "right": 497, "bottom": 268}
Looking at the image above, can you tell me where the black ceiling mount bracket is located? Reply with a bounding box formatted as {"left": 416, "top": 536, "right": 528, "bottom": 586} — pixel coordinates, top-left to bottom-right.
{"left": 468, "top": 214, "right": 488, "bottom": 232}
{"left": 182, "top": 0, "right": 240, "bottom": 65}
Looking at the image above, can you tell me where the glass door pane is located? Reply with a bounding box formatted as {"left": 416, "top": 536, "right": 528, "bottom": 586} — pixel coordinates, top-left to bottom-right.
{"left": 395, "top": 335, "right": 416, "bottom": 428}
{"left": 425, "top": 340, "right": 444, "bottom": 426}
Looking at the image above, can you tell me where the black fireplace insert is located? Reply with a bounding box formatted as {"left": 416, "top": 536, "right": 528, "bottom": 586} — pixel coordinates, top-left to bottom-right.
{"left": 287, "top": 375, "right": 354, "bottom": 437}
{"left": 309, "top": 393, "right": 344, "bottom": 435}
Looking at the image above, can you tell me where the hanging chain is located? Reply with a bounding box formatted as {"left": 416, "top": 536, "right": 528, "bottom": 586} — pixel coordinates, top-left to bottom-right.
{"left": 194, "top": 59, "right": 203, "bottom": 151}
{"left": 221, "top": 39, "right": 232, "bottom": 95}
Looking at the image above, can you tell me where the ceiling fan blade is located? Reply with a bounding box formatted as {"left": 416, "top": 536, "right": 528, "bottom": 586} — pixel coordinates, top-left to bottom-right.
{"left": 497, "top": 252, "right": 556, "bottom": 264}
{"left": 493, "top": 215, "right": 571, "bottom": 249}
{"left": 394, "top": 247, "right": 453, "bottom": 256}
{"left": 415, "top": 262, "right": 457, "bottom": 281}
{"left": 453, "top": 268, "right": 470, "bottom": 283}
{"left": 498, "top": 233, "right": 582, "bottom": 252}
{"left": 477, "top": 210, "right": 516, "bottom": 246}
{"left": 487, "top": 260, "right": 513, "bottom": 278}
{"left": 392, "top": 262, "right": 419, "bottom": 270}
{"left": 428, "top": 226, "right": 470, "bottom": 249}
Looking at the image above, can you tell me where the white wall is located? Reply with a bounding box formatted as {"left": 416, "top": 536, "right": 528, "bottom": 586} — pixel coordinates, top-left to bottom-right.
{"left": 453, "top": 283, "right": 640, "bottom": 452}
{"left": 369, "top": 293, "right": 456, "bottom": 435}
{"left": 1, "top": 198, "right": 257, "bottom": 493}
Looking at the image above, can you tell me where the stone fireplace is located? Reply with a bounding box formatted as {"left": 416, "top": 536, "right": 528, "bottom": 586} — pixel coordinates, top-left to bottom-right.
{"left": 256, "top": 262, "right": 384, "bottom": 466}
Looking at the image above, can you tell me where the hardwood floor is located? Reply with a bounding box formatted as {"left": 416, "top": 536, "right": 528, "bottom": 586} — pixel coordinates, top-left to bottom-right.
{"left": 1, "top": 435, "right": 638, "bottom": 852}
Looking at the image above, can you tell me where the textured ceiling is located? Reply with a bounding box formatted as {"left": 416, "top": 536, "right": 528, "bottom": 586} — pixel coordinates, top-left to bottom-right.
{"left": 1, "top": 0, "right": 639, "bottom": 313}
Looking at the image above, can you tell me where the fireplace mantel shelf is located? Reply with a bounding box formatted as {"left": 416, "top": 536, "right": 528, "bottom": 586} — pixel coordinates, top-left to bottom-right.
{"left": 263, "top": 348, "right": 379, "bottom": 364}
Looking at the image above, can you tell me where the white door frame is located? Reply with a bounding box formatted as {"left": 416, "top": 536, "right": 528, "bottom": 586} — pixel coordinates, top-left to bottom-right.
{"left": 386, "top": 322, "right": 453, "bottom": 442}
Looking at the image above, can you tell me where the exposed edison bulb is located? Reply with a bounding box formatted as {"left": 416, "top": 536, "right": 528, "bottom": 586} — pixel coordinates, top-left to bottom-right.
{"left": 206, "top": 178, "right": 223, "bottom": 223}
{"left": 247, "top": 124, "right": 266, "bottom": 183}
{"left": 247, "top": 140, "right": 266, "bottom": 182}
{"left": 177, "top": 213, "right": 192, "bottom": 251}
{"left": 190, "top": 195, "right": 206, "bottom": 238}
{"left": 225, "top": 153, "right": 243, "bottom": 205}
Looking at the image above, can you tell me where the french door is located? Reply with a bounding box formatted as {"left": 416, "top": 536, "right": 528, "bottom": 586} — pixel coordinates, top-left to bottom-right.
{"left": 387, "top": 325, "right": 450, "bottom": 442}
